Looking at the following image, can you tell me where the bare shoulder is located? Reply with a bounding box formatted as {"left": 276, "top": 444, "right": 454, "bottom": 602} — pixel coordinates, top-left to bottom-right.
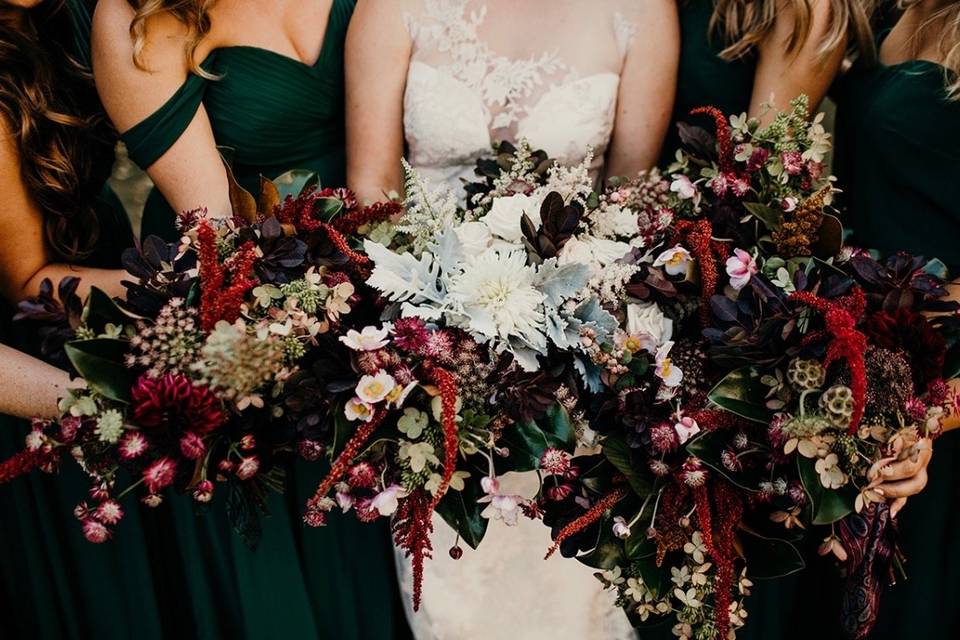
{"left": 92, "top": 0, "right": 194, "bottom": 131}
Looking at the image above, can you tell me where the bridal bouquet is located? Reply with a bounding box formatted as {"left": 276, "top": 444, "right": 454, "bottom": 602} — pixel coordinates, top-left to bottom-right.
{"left": 3, "top": 171, "right": 389, "bottom": 546}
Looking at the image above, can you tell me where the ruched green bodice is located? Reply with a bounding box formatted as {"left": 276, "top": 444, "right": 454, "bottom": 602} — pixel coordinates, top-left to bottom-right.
{"left": 124, "top": 0, "right": 353, "bottom": 241}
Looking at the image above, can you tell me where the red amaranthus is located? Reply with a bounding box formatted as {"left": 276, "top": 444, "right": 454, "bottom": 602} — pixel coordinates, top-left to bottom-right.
{"left": 672, "top": 218, "right": 729, "bottom": 325}
{"left": 0, "top": 449, "right": 41, "bottom": 484}
{"left": 545, "top": 484, "right": 629, "bottom": 559}
{"left": 427, "top": 367, "right": 460, "bottom": 512}
{"left": 197, "top": 219, "right": 258, "bottom": 331}
{"left": 393, "top": 489, "right": 434, "bottom": 610}
{"left": 790, "top": 288, "right": 868, "bottom": 434}
{"left": 306, "top": 411, "right": 386, "bottom": 514}
{"left": 690, "top": 106, "right": 735, "bottom": 173}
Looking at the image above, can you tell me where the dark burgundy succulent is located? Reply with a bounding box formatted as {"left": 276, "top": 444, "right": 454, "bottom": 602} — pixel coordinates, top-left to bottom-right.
{"left": 121, "top": 236, "right": 197, "bottom": 317}
{"left": 13, "top": 277, "right": 84, "bottom": 369}
{"left": 521, "top": 191, "right": 583, "bottom": 264}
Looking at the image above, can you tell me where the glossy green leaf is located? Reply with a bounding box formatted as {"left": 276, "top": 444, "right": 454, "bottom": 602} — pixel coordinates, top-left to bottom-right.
{"left": 82, "top": 287, "right": 140, "bottom": 333}
{"left": 740, "top": 530, "right": 805, "bottom": 579}
{"left": 707, "top": 366, "right": 774, "bottom": 424}
{"left": 576, "top": 514, "right": 626, "bottom": 570}
{"left": 498, "top": 404, "right": 577, "bottom": 473}
{"left": 602, "top": 434, "right": 653, "bottom": 497}
{"left": 64, "top": 339, "right": 135, "bottom": 403}
{"left": 273, "top": 170, "right": 320, "bottom": 201}
{"left": 686, "top": 430, "right": 761, "bottom": 492}
{"left": 743, "top": 202, "right": 784, "bottom": 230}
{"left": 798, "top": 457, "right": 855, "bottom": 525}
{"left": 436, "top": 479, "right": 489, "bottom": 550}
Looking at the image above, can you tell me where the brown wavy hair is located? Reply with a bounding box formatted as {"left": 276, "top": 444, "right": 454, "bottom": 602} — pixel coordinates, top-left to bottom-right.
{"left": 897, "top": 0, "right": 960, "bottom": 100}
{"left": 706, "top": 0, "right": 876, "bottom": 65}
{"left": 0, "top": 0, "right": 116, "bottom": 260}
{"left": 126, "top": 0, "right": 217, "bottom": 78}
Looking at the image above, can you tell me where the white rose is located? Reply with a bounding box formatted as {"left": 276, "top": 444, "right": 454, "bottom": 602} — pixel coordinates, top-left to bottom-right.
{"left": 556, "top": 237, "right": 594, "bottom": 266}
{"left": 454, "top": 221, "right": 493, "bottom": 257}
{"left": 558, "top": 237, "right": 631, "bottom": 269}
{"left": 481, "top": 193, "right": 541, "bottom": 242}
{"left": 626, "top": 302, "right": 673, "bottom": 346}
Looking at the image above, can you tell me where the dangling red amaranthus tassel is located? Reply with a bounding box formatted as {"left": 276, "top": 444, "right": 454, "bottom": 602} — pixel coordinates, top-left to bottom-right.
{"left": 392, "top": 489, "right": 434, "bottom": 610}
{"left": 332, "top": 201, "right": 401, "bottom": 235}
{"left": 307, "top": 411, "right": 385, "bottom": 514}
{"left": 672, "top": 219, "right": 729, "bottom": 326}
{"left": 691, "top": 106, "right": 735, "bottom": 173}
{"left": 545, "top": 485, "right": 629, "bottom": 559}
{"left": 427, "top": 367, "right": 460, "bottom": 512}
{"left": 0, "top": 449, "right": 41, "bottom": 484}
{"left": 790, "top": 289, "right": 868, "bottom": 433}
{"left": 321, "top": 223, "right": 370, "bottom": 267}
{"left": 197, "top": 219, "right": 258, "bottom": 331}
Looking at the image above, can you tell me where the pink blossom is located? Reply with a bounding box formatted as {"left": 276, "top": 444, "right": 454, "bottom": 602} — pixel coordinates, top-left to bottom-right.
{"left": 119, "top": 432, "right": 148, "bottom": 460}
{"left": 725, "top": 248, "right": 758, "bottom": 291}
{"left": 371, "top": 484, "right": 406, "bottom": 516}
{"left": 612, "top": 515, "right": 631, "bottom": 539}
{"left": 95, "top": 500, "right": 124, "bottom": 525}
{"left": 782, "top": 151, "right": 804, "bottom": 176}
{"left": 649, "top": 422, "right": 679, "bottom": 454}
{"left": 179, "top": 432, "right": 206, "bottom": 460}
{"left": 335, "top": 483, "right": 355, "bottom": 512}
{"left": 143, "top": 457, "right": 177, "bottom": 494}
{"left": 82, "top": 519, "right": 111, "bottom": 543}
{"left": 782, "top": 197, "right": 798, "bottom": 212}
{"left": 240, "top": 434, "right": 256, "bottom": 451}
{"left": 59, "top": 416, "right": 81, "bottom": 442}
{"left": 670, "top": 174, "right": 697, "bottom": 200}
{"left": 655, "top": 342, "right": 683, "bottom": 388}
{"left": 674, "top": 417, "right": 701, "bottom": 445}
{"left": 539, "top": 448, "right": 571, "bottom": 476}
{"left": 235, "top": 456, "right": 260, "bottom": 480}
{"left": 347, "top": 462, "right": 377, "bottom": 489}
{"left": 193, "top": 480, "right": 214, "bottom": 503}
{"left": 141, "top": 493, "right": 163, "bottom": 508}
{"left": 708, "top": 172, "right": 729, "bottom": 197}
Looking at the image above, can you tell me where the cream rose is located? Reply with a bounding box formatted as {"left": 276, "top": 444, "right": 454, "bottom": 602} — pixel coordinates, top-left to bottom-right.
{"left": 626, "top": 302, "right": 673, "bottom": 346}
{"left": 480, "top": 193, "right": 541, "bottom": 242}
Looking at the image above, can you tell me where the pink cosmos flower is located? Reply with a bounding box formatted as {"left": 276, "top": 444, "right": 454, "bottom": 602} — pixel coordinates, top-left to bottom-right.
{"left": 725, "top": 248, "right": 758, "bottom": 291}
{"left": 143, "top": 457, "right": 177, "bottom": 494}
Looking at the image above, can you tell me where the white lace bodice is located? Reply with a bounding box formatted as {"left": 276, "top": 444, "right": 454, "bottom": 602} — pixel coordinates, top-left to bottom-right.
{"left": 403, "top": 0, "right": 638, "bottom": 195}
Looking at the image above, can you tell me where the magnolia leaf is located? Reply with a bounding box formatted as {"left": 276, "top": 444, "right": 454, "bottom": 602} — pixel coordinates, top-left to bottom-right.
{"left": 314, "top": 197, "right": 344, "bottom": 223}
{"left": 221, "top": 155, "right": 257, "bottom": 224}
{"left": 258, "top": 175, "right": 281, "bottom": 215}
{"left": 273, "top": 170, "right": 320, "bottom": 201}
{"left": 739, "top": 529, "right": 805, "bottom": 579}
{"left": 798, "top": 457, "right": 855, "bottom": 525}
{"left": 743, "top": 202, "right": 784, "bottom": 231}
{"left": 707, "top": 366, "right": 774, "bottom": 424}
{"left": 64, "top": 339, "right": 135, "bottom": 403}
{"left": 435, "top": 476, "right": 488, "bottom": 549}
{"left": 576, "top": 513, "right": 626, "bottom": 570}
{"left": 82, "top": 287, "right": 141, "bottom": 333}
{"left": 497, "top": 404, "right": 576, "bottom": 472}
{"left": 602, "top": 434, "right": 653, "bottom": 497}
{"left": 812, "top": 213, "right": 844, "bottom": 259}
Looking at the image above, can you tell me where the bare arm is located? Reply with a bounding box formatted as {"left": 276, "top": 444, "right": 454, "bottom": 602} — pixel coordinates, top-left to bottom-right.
{"left": 345, "top": 0, "right": 412, "bottom": 204}
{"left": 92, "top": 0, "right": 231, "bottom": 218}
{"left": 0, "top": 122, "right": 125, "bottom": 304}
{"left": 605, "top": 0, "right": 679, "bottom": 177}
{"left": 0, "top": 345, "right": 82, "bottom": 420}
{"left": 750, "top": 0, "right": 846, "bottom": 121}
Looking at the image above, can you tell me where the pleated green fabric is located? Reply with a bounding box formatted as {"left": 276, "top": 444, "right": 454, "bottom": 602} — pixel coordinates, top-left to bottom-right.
{"left": 118, "top": 1, "right": 409, "bottom": 637}
{"left": 827, "top": 49, "right": 960, "bottom": 640}
{"left": 659, "top": 0, "right": 756, "bottom": 166}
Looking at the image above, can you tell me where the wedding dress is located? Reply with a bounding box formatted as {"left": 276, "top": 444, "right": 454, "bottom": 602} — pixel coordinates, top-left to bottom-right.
{"left": 397, "top": 1, "right": 640, "bottom": 638}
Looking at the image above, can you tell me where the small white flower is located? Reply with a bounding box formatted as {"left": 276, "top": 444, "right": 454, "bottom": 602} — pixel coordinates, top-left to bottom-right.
{"left": 670, "top": 175, "right": 697, "bottom": 200}
{"left": 480, "top": 494, "right": 522, "bottom": 525}
{"left": 612, "top": 515, "right": 631, "bottom": 539}
{"left": 371, "top": 484, "right": 406, "bottom": 516}
{"left": 95, "top": 409, "right": 125, "bottom": 444}
{"left": 815, "top": 453, "right": 847, "bottom": 489}
{"left": 397, "top": 407, "right": 429, "bottom": 439}
{"left": 386, "top": 381, "right": 418, "bottom": 409}
{"left": 674, "top": 416, "right": 701, "bottom": 445}
{"left": 399, "top": 441, "right": 440, "bottom": 473}
{"left": 626, "top": 302, "right": 674, "bottom": 347}
{"left": 655, "top": 342, "right": 683, "bottom": 388}
{"left": 671, "top": 565, "right": 691, "bottom": 587}
{"left": 454, "top": 221, "right": 493, "bottom": 256}
{"left": 625, "top": 577, "right": 647, "bottom": 602}
{"left": 684, "top": 531, "right": 708, "bottom": 564}
{"left": 673, "top": 587, "right": 702, "bottom": 609}
{"left": 344, "top": 397, "right": 375, "bottom": 422}
{"left": 340, "top": 325, "right": 391, "bottom": 352}
{"left": 425, "top": 470, "right": 470, "bottom": 495}
{"left": 355, "top": 371, "right": 397, "bottom": 404}
{"left": 653, "top": 245, "right": 692, "bottom": 277}
{"left": 431, "top": 392, "right": 463, "bottom": 423}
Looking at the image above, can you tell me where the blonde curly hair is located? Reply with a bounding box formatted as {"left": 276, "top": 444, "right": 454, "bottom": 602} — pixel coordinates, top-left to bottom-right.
{"left": 707, "top": 0, "right": 876, "bottom": 65}
{"left": 126, "top": 0, "right": 217, "bottom": 78}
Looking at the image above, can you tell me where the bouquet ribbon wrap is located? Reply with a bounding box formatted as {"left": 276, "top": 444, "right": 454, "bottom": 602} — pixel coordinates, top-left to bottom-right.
{"left": 838, "top": 503, "right": 898, "bottom": 639}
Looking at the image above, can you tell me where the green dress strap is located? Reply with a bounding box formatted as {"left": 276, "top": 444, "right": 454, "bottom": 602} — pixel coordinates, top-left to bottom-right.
{"left": 121, "top": 57, "right": 216, "bottom": 170}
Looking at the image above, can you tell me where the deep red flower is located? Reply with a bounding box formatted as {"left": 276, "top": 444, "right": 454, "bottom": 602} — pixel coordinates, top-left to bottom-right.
{"left": 864, "top": 308, "right": 946, "bottom": 391}
{"left": 392, "top": 317, "right": 430, "bottom": 354}
{"left": 131, "top": 373, "right": 225, "bottom": 435}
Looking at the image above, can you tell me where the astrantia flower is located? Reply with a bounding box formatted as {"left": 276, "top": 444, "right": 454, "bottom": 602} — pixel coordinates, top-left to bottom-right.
{"left": 131, "top": 373, "right": 225, "bottom": 435}
{"left": 344, "top": 397, "right": 375, "bottom": 422}
{"left": 339, "top": 325, "right": 391, "bottom": 352}
{"left": 782, "top": 151, "right": 804, "bottom": 176}
{"left": 355, "top": 371, "right": 396, "bottom": 404}
{"left": 674, "top": 416, "right": 701, "bottom": 445}
{"left": 95, "top": 500, "right": 124, "bottom": 525}
{"left": 725, "top": 248, "right": 758, "bottom": 291}
{"left": 649, "top": 422, "right": 679, "bottom": 454}
{"left": 118, "top": 432, "right": 148, "bottom": 460}
{"left": 95, "top": 409, "right": 125, "bottom": 444}
{"left": 371, "top": 484, "right": 406, "bottom": 516}
{"left": 347, "top": 461, "right": 377, "bottom": 489}
{"left": 448, "top": 249, "right": 546, "bottom": 351}
{"left": 143, "top": 457, "right": 177, "bottom": 493}
{"left": 82, "top": 519, "right": 111, "bottom": 543}
{"left": 391, "top": 317, "right": 430, "bottom": 353}
{"left": 655, "top": 342, "right": 683, "bottom": 388}
{"left": 539, "top": 447, "right": 572, "bottom": 476}
{"left": 653, "top": 245, "right": 692, "bottom": 277}
{"left": 179, "top": 432, "right": 206, "bottom": 460}
{"left": 235, "top": 456, "right": 260, "bottom": 480}
{"left": 193, "top": 480, "right": 214, "bottom": 503}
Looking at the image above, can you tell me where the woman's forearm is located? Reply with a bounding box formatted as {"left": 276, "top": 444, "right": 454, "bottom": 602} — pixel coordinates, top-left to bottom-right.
{"left": 15, "top": 263, "right": 126, "bottom": 303}
{"left": 0, "top": 345, "right": 79, "bottom": 420}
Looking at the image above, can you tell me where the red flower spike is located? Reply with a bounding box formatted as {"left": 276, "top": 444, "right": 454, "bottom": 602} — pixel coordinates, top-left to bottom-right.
{"left": 392, "top": 489, "right": 434, "bottom": 610}
{"left": 427, "top": 367, "right": 460, "bottom": 512}
{"left": 693, "top": 484, "right": 714, "bottom": 554}
{"left": 197, "top": 220, "right": 259, "bottom": 331}
{"left": 544, "top": 485, "right": 629, "bottom": 559}
{"left": 691, "top": 106, "right": 735, "bottom": 173}
{"left": 672, "top": 219, "right": 729, "bottom": 326}
{"left": 308, "top": 411, "right": 386, "bottom": 508}
{"left": 0, "top": 449, "right": 41, "bottom": 484}
{"left": 332, "top": 201, "right": 401, "bottom": 235}
{"left": 320, "top": 223, "right": 370, "bottom": 267}
{"left": 790, "top": 289, "right": 868, "bottom": 434}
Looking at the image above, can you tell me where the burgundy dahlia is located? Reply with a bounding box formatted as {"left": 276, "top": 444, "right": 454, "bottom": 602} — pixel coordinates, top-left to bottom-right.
{"left": 131, "top": 373, "right": 225, "bottom": 435}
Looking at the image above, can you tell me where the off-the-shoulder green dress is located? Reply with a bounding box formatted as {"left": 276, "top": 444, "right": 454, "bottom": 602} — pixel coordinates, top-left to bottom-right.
{"left": 118, "top": 1, "right": 408, "bottom": 638}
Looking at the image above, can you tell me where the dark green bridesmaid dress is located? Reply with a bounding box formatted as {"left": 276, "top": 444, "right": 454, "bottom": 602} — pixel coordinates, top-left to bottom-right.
{"left": 118, "top": 1, "right": 408, "bottom": 638}
{"left": 831, "top": 46, "right": 960, "bottom": 640}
